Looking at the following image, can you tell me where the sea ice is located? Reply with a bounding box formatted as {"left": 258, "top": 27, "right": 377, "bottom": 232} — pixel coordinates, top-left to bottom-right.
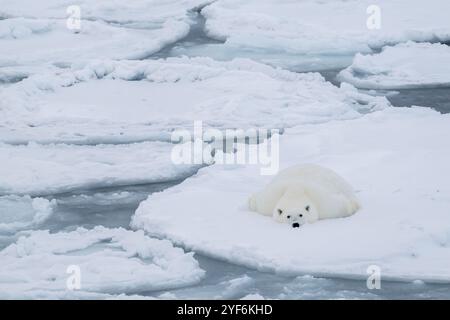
{"left": 0, "top": 57, "right": 388, "bottom": 144}
{"left": 0, "top": 0, "right": 212, "bottom": 74}
{"left": 199, "top": 0, "right": 450, "bottom": 70}
{"left": 0, "top": 195, "right": 56, "bottom": 233}
{"left": 0, "top": 141, "right": 199, "bottom": 196}
{"left": 338, "top": 42, "right": 450, "bottom": 89}
{"left": 132, "top": 107, "right": 450, "bottom": 282}
{"left": 0, "top": 226, "right": 204, "bottom": 298}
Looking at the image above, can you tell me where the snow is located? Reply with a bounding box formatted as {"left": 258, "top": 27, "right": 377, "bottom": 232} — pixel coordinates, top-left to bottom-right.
{"left": 132, "top": 107, "right": 450, "bottom": 282}
{"left": 0, "top": 0, "right": 208, "bottom": 23}
{"left": 0, "top": 196, "right": 56, "bottom": 233}
{"left": 0, "top": 141, "right": 199, "bottom": 196}
{"left": 0, "top": 57, "right": 388, "bottom": 144}
{"left": 0, "top": 17, "right": 190, "bottom": 66}
{"left": 199, "top": 0, "right": 450, "bottom": 70}
{"left": 0, "top": 226, "right": 204, "bottom": 298}
{"left": 0, "top": 0, "right": 213, "bottom": 73}
{"left": 338, "top": 42, "right": 450, "bottom": 89}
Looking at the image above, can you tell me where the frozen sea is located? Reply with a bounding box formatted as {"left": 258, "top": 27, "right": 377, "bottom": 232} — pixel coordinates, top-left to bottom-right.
{"left": 1, "top": 2, "right": 450, "bottom": 299}
{"left": 2, "top": 181, "right": 446, "bottom": 299}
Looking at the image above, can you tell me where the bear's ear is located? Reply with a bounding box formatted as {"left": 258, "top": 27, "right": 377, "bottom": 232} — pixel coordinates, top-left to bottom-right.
{"left": 277, "top": 209, "right": 283, "bottom": 215}
{"left": 305, "top": 205, "right": 310, "bottom": 211}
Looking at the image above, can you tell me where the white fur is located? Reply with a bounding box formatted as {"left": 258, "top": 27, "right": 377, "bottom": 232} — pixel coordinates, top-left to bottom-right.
{"left": 248, "top": 164, "right": 359, "bottom": 226}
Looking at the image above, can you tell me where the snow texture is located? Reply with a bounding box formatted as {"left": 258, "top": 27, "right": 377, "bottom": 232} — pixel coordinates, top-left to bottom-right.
{"left": 0, "top": 226, "right": 204, "bottom": 298}
{"left": 202, "top": 0, "right": 450, "bottom": 56}
{"left": 0, "top": 58, "right": 388, "bottom": 144}
{"left": 338, "top": 42, "right": 450, "bottom": 89}
{"left": 0, "top": 141, "right": 199, "bottom": 196}
{"left": 0, "top": 195, "right": 56, "bottom": 233}
{"left": 132, "top": 107, "right": 450, "bottom": 282}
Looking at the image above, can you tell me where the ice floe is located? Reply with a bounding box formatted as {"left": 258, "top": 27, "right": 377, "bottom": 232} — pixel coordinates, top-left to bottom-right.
{"left": 198, "top": 0, "right": 450, "bottom": 70}
{"left": 338, "top": 42, "right": 450, "bottom": 89}
{"left": 0, "top": 141, "right": 199, "bottom": 196}
{"left": 0, "top": 226, "right": 204, "bottom": 298}
{"left": 0, "top": 195, "right": 56, "bottom": 233}
{"left": 0, "top": 17, "right": 189, "bottom": 68}
{"left": 0, "top": 0, "right": 212, "bottom": 72}
{"left": 0, "top": 57, "right": 388, "bottom": 143}
{"left": 132, "top": 107, "right": 450, "bottom": 282}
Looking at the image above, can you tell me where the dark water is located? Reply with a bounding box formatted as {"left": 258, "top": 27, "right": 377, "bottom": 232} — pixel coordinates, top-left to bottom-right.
{"left": 387, "top": 88, "right": 450, "bottom": 114}
{"left": 150, "top": 9, "right": 223, "bottom": 60}
{"left": 42, "top": 181, "right": 181, "bottom": 232}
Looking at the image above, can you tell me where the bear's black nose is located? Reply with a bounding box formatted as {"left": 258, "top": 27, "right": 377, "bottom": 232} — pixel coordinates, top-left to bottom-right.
{"left": 292, "top": 223, "right": 300, "bottom": 228}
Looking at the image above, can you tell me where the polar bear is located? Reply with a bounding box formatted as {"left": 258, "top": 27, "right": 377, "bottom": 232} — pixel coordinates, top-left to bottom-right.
{"left": 248, "top": 164, "right": 359, "bottom": 228}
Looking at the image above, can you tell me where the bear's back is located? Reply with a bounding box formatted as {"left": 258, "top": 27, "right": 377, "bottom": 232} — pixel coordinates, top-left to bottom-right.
{"left": 272, "top": 164, "right": 354, "bottom": 197}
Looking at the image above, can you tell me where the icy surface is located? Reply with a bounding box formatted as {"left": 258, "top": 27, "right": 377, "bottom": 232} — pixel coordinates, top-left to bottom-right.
{"left": 0, "top": 195, "right": 56, "bottom": 233}
{"left": 0, "top": 226, "right": 204, "bottom": 298}
{"left": 0, "top": 0, "right": 214, "bottom": 76}
{"left": 132, "top": 107, "right": 450, "bottom": 282}
{"left": 202, "top": 0, "right": 450, "bottom": 64}
{"left": 0, "top": 142, "right": 198, "bottom": 196}
{"left": 0, "top": 0, "right": 208, "bottom": 22}
{"left": 0, "top": 58, "right": 388, "bottom": 143}
{"left": 338, "top": 42, "right": 450, "bottom": 89}
{"left": 0, "top": 17, "right": 189, "bottom": 67}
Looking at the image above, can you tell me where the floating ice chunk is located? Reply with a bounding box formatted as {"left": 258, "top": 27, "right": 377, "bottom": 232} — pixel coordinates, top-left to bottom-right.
{"left": 338, "top": 42, "right": 450, "bottom": 89}
{"left": 132, "top": 107, "right": 450, "bottom": 282}
{"left": 0, "top": 195, "right": 56, "bottom": 233}
{"left": 0, "top": 142, "right": 199, "bottom": 196}
{"left": 218, "top": 275, "right": 254, "bottom": 299}
{"left": 0, "top": 17, "right": 189, "bottom": 68}
{"left": 201, "top": 0, "right": 450, "bottom": 68}
{"left": 0, "top": 57, "right": 389, "bottom": 143}
{"left": 0, "top": 0, "right": 212, "bottom": 71}
{"left": 0, "top": 226, "right": 204, "bottom": 298}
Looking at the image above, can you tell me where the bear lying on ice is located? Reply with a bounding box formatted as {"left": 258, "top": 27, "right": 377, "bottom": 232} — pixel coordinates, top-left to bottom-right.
{"left": 248, "top": 164, "right": 359, "bottom": 228}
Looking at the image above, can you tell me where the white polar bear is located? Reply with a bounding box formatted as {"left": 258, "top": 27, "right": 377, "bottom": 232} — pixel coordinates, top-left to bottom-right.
{"left": 248, "top": 164, "right": 359, "bottom": 228}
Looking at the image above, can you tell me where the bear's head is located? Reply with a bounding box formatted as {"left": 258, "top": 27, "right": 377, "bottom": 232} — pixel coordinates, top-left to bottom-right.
{"left": 272, "top": 189, "right": 318, "bottom": 228}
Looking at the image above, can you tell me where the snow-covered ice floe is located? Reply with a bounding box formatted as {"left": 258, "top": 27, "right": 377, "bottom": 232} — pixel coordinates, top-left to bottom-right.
{"left": 0, "top": 57, "right": 388, "bottom": 143}
{"left": 338, "top": 42, "right": 450, "bottom": 90}
{"left": 0, "top": 17, "right": 189, "bottom": 67}
{"left": 195, "top": 0, "right": 450, "bottom": 71}
{"left": 0, "top": 195, "right": 56, "bottom": 234}
{"left": 0, "top": 226, "right": 204, "bottom": 299}
{"left": 132, "top": 107, "right": 450, "bottom": 282}
{"left": 0, "top": 142, "right": 198, "bottom": 196}
{"left": 0, "top": 0, "right": 211, "bottom": 73}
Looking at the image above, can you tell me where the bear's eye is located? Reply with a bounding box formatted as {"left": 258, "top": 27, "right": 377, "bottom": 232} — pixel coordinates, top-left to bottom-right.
{"left": 278, "top": 209, "right": 283, "bottom": 215}
{"left": 299, "top": 214, "right": 303, "bottom": 217}
{"left": 287, "top": 215, "right": 291, "bottom": 219}
{"left": 305, "top": 205, "right": 310, "bottom": 211}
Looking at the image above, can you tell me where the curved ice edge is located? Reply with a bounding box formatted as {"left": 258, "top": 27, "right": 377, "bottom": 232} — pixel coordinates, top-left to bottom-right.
{"left": 0, "top": 134, "right": 173, "bottom": 146}
{"left": 0, "top": 226, "right": 206, "bottom": 298}
{"left": 131, "top": 227, "right": 450, "bottom": 285}
{"left": 0, "top": 172, "right": 202, "bottom": 198}
{"left": 337, "top": 69, "right": 450, "bottom": 90}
